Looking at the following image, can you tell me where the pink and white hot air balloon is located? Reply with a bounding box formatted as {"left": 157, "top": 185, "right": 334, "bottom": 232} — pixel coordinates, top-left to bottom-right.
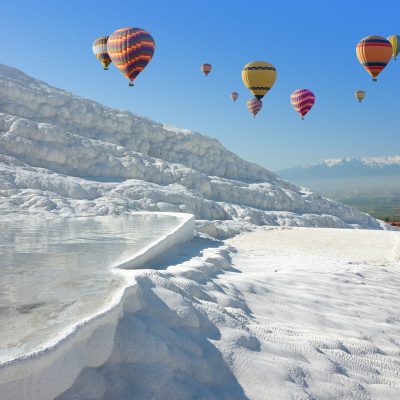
{"left": 247, "top": 98, "right": 262, "bottom": 117}
{"left": 290, "top": 89, "right": 315, "bottom": 119}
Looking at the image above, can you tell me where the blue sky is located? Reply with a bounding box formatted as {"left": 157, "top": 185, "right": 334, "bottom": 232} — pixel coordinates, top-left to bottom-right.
{"left": 1, "top": 0, "right": 400, "bottom": 170}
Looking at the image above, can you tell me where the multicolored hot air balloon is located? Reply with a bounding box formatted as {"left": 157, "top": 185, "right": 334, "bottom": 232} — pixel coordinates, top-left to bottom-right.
{"left": 201, "top": 63, "right": 212, "bottom": 76}
{"left": 107, "top": 27, "right": 155, "bottom": 86}
{"left": 242, "top": 61, "right": 277, "bottom": 100}
{"left": 290, "top": 89, "right": 315, "bottom": 120}
{"left": 355, "top": 90, "right": 366, "bottom": 103}
{"left": 231, "top": 92, "right": 239, "bottom": 102}
{"left": 387, "top": 35, "right": 400, "bottom": 60}
{"left": 92, "top": 36, "right": 112, "bottom": 70}
{"left": 356, "top": 36, "right": 392, "bottom": 82}
{"left": 247, "top": 98, "right": 262, "bottom": 117}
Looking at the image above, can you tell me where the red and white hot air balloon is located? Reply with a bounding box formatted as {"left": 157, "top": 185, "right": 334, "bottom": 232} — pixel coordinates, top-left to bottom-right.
{"left": 201, "top": 63, "right": 212, "bottom": 76}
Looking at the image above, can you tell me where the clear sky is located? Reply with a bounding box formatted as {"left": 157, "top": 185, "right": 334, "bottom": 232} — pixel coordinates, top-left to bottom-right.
{"left": 1, "top": 0, "right": 400, "bottom": 171}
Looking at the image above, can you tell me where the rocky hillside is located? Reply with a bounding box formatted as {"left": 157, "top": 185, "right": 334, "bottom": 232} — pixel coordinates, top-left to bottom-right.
{"left": 0, "top": 64, "right": 382, "bottom": 236}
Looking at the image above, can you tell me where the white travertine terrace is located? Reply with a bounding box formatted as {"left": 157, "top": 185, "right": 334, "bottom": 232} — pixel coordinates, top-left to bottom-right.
{"left": 0, "top": 64, "right": 383, "bottom": 234}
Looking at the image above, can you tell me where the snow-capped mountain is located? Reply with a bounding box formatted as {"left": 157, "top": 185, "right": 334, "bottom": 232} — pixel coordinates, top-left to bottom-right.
{"left": 278, "top": 156, "right": 400, "bottom": 180}
{"left": 0, "top": 64, "right": 382, "bottom": 234}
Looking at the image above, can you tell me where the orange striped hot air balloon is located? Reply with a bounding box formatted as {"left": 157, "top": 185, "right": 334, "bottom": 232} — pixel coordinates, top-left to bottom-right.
{"left": 290, "top": 89, "right": 315, "bottom": 120}
{"left": 247, "top": 98, "right": 262, "bottom": 117}
{"left": 201, "top": 63, "right": 212, "bottom": 76}
{"left": 231, "top": 92, "right": 239, "bottom": 102}
{"left": 356, "top": 36, "right": 392, "bottom": 82}
{"left": 107, "top": 27, "right": 155, "bottom": 86}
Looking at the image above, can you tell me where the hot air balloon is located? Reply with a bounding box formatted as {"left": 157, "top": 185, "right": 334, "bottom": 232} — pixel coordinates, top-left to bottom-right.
{"left": 107, "top": 27, "right": 155, "bottom": 86}
{"left": 387, "top": 35, "right": 400, "bottom": 60}
{"left": 242, "top": 61, "right": 277, "bottom": 100}
{"left": 290, "top": 89, "right": 315, "bottom": 120}
{"left": 201, "top": 63, "right": 212, "bottom": 76}
{"left": 231, "top": 92, "right": 239, "bottom": 102}
{"left": 356, "top": 36, "right": 392, "bottom": 81}
{"left": 247, "top": 98, "right": 262, "bottom": 117}
{"left": 355, "top": 90, "right": 366, "bottom": 103}
{"left": 92, "top": 36, "right": 112, "bottom": 70}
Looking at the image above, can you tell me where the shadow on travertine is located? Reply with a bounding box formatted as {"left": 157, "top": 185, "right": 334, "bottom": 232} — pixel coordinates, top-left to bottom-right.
{"left": 143, "top": 236, "right": 224, "bottom": 270}
{"left": 56, "top": 236, "right": 250, "bottom": 400}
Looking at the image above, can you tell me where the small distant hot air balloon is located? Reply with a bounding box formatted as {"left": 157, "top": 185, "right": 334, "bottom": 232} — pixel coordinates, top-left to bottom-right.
{"left": 107, "top": 27, "right": 155, "bottom": 86}
{"left": 92, "top": 36, "right": 112, "bottom": 70}
{"left": 290, "top": 89, "right": 315, "bottom": 120}
{"left": 355, "top": 90, "right": 366, "bottom": 103}
{"left": 231, "top": 92, "right": 239, "bottom": 102}
{"left": 242, "top": 61, "right": 277, "bottom": 100}
{"left": 387, "top": 35, "right": 400, "bottom": 60}
{"left": 356, "top": 36, "right": 392, "bottom": 81}
{"left": 201, "top": 63, "right": 212, "bottom": 76}
{"left": 247, "top": 98, "right": 262, "bottom": 117}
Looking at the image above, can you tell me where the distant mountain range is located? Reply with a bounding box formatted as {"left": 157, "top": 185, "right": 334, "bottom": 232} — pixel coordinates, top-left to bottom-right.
{"left": 277, "top": 156, "right": 400, "bottom": 198}
{"left": 277, "top": 157, "right": 400, "bottom": 219}
{"left": 278, "top": 156, "right": 400, "bottom": 181}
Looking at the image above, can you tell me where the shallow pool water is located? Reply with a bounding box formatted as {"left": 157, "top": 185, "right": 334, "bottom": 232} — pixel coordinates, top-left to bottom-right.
{"left": 0, "top": 214, "right": 180, "bottom": 361}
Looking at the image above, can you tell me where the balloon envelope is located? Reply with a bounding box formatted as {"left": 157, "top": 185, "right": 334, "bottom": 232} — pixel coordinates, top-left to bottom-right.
{"left": 107, "top": 27, "right": 155, "bottom": 85}
{"left": 356, "top": 36, "right": 392, "bottom": 81}
{"left": 231, "top": 92, "right": 239, "bottom": 102}
{"left": 92, "top": 36, "right": 112, "bottom": 70}
{"left": 201, "top": 63, "right": 212, "bottom": 76}
{"left": 290, "top": 89, "right": 315, "bottom": 119}
{"left": 247, "top": 98, "right": 262, "bottom": 117}
{"left": 387, "top": 35, "right": 400, "bottom": 60}
{"left": 242, "top": 61, "right": 277, "bottom": 100}
{"left": 355, "top": 90, "right": 366, "bottom": 102}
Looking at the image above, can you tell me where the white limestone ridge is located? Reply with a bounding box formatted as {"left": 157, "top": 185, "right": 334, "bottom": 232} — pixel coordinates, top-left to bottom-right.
{"left": 0, "top": 64, "right": 381, "bottom": 235}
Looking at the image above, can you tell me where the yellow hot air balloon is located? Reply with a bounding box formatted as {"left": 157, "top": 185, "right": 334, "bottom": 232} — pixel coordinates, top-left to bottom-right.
{"left": 355, "top": 90, "right": 366, "bottom": 103}
{"left": 241, "top": 61, "right": 277, "bottom": 100}
{"left": 387, "top": 35, "right": 400, "bottom": 60}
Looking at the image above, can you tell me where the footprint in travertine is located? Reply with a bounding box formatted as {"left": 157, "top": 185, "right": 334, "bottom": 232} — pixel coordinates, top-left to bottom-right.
{"left": 16, "top": 302, "right": 46, "bottom": 314}
{"left": 233, "top": 333, "right": 260, "bottom": 351}
{"left": 287, "top": 366, "right": 309, "bottom": 388}
{"left": 385, "top": 316, "right": 400, "bottom": 325}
